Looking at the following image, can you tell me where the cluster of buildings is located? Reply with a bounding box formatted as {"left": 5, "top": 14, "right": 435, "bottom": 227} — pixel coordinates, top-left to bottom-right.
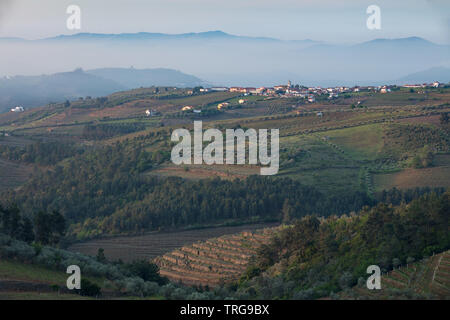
{"left": 402, "top": 81, "right": 441, "bottom": 89}
{"left": 206, "top": 80, "right": 444, "bottom": 102}
{"left": 177, "top": 80, "right": 445, "bottom": 114}
{"left": 209, "top": 81, "right": 352, "bottom": 103}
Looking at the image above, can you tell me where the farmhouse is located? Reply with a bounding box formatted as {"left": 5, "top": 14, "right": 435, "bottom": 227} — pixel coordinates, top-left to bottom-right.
{"left": 210, "top": 87, "right": 229, "bottom": 92}
{"left": 10, "top": 106, "right": 24, "bottom": 112}
{"left": 402, "top": 84, "right": 423, "bottom": 88}
{"left": 328, "top": 93, "right": 339, "bottom": 99}
{"left": 274, "top": 85, "right": 288, "bottom": 91}
{"left": 146, "top": 109, "right": 158, "bottom": 117}
{"left": 217, "top": 102, "right": 230, "bottom": 110}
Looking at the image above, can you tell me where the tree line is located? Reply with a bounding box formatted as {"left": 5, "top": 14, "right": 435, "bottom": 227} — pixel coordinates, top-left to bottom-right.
{"left": 0, "top": 204, "right": 66, "bottom": 245}
{"left": 0, "top": 141, "right": 84, "bottom": 166}
{"left": 82, "top": 123, "right": 147, "bottom": 140}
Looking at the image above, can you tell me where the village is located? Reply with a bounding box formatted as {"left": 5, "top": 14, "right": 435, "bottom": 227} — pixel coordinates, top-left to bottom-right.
{"left": 175, "top": 80, "right": 444, "bottom": 115}
{"left": 8, "top": 80, "right": 445, "bottom": 119}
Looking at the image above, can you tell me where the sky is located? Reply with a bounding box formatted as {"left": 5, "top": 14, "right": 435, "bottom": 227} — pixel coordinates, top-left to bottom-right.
{"left": 0, "top": 0, "right": 449, "bottom": 44}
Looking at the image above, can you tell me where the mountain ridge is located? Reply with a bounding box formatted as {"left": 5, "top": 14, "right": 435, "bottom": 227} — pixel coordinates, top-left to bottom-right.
{"left": 0, "top": 31, "right": 441, "bottom": 46}
{"left": 0, "top": 67, "right": 207, "bottom": 113}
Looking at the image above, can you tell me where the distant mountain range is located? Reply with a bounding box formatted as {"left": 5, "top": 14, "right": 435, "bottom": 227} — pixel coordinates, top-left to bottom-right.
{"left": 0, "top": 31, "right": 449, "bottom": 111}
{"left": 0, "top": 31, "right": 289, "bottom": 43}
{"left": 2, "top": 31, "right": 447, "bottom": 87}
{"left": 0, "top": 68, "right": 206, "bottom": 113}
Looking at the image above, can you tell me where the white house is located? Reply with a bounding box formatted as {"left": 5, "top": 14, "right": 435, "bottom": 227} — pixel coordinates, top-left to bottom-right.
{"left": 11, "top": 106, "right": 24, "bottom": 112}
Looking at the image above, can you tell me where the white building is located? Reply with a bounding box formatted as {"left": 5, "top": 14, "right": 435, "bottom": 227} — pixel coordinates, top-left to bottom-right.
{"left": 11, "top": 106, "right": 24, "bottom": 112}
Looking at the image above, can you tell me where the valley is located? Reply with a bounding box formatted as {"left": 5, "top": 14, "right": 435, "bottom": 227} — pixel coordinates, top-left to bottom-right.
{"left": 0, "top": 82, "right": 449, "bottom": 300}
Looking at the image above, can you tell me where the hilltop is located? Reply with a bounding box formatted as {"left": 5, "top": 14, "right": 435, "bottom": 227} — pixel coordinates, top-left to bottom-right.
{"left": 0, "top": 68, "right": 206, "bottom": 113}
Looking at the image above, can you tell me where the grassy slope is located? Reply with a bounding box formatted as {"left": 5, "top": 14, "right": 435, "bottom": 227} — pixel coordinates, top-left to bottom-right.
{"left": 347, "top": 250, "right": 450, "bottom": 299}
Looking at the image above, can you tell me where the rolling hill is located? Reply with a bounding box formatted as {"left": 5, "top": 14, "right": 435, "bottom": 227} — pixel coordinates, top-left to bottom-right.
{"left": 396, "top": 67, "right": 450, "bottom": 84}
{"left": 345, "top": 250, "right": 450, "bottom": 299}
{"left": 0, "top": 69, "right": 124, "bottom": 113}
{"left": 87, "top": 67, "right": 207, "bottom": 89}
{"left": 1, "top": 32, "right": 448, "bottom": 86}
{"left": 0, "top": 67, "right": 206, "bottom": 113}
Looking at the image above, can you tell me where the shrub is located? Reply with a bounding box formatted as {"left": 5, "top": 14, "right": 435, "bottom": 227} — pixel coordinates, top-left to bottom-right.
{"left": 1, "top": 240, "right": 35, "bottom": 260}
{"left": 79, "top": 278, "right": 101, "bottom": 297}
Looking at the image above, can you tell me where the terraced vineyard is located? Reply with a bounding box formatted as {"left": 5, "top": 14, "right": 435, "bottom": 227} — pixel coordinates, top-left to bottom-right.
{"left": 350, "top": 250, "right": 450, "bottom": 299}
{"left": 154, "top": 228, "right": 278, "bottom": 288}
{"left": 0, "top": 158, "right": 33, "bottom": 191}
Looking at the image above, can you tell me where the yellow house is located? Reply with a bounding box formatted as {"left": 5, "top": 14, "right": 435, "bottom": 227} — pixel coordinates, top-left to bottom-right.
{"left": 217, "top": 102, "right": 230, "bottom": 110}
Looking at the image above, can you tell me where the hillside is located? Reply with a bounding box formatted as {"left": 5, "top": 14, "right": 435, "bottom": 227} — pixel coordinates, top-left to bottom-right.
{"left": 0, "top": 86, "right": 449, "bottom": 241}
{"left": 345, "top": 250, "right": 450, "bottom": 299}
{"left": 0, "top": 68, "right": 206, "bottom": 113}
{"left": 87, "top": 68, "right": 207, "bottom": 89}
{"left": 154, "top": 228, "right": 278, "bottom": 287}
{"left": 0, "top": 259, "right": 97, "bottom": 300}
{"left": 396, "top": 67, "right": 450, "bottom": 84}
{"left": 0, "top": 82, "right": 448, "bottom": 300}
{"left": 0, "top": 69, "right": 124, "bottom": 113}
{"left": 235, "top": 192, "right": 450, "bottom": 299}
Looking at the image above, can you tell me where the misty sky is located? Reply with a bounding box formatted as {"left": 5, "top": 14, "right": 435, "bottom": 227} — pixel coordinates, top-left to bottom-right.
{"left": 0, "top": 0, "right": 449, "bottom": 44}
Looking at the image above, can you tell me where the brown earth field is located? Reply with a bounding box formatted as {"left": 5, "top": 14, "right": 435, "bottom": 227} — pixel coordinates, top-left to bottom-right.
{"left": 374, "top": 161, "right": 450, "bottom": 191}
{"left": 146, "top": 164, "right": 261, "bottom": 180}
{"left": 155, "top": 227, "right": 280, "bottom": 287}
{"left": 397, "top": 114, "right": 442, "bottom": 126}
{"left": 345, "top": 250, "right": 450, "bottom": 299}
{"left": 67, "top": 223, "right": 278, "bottom": 263}
{"left": 0, "top": 158, "right": 33, "bottom": 191}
